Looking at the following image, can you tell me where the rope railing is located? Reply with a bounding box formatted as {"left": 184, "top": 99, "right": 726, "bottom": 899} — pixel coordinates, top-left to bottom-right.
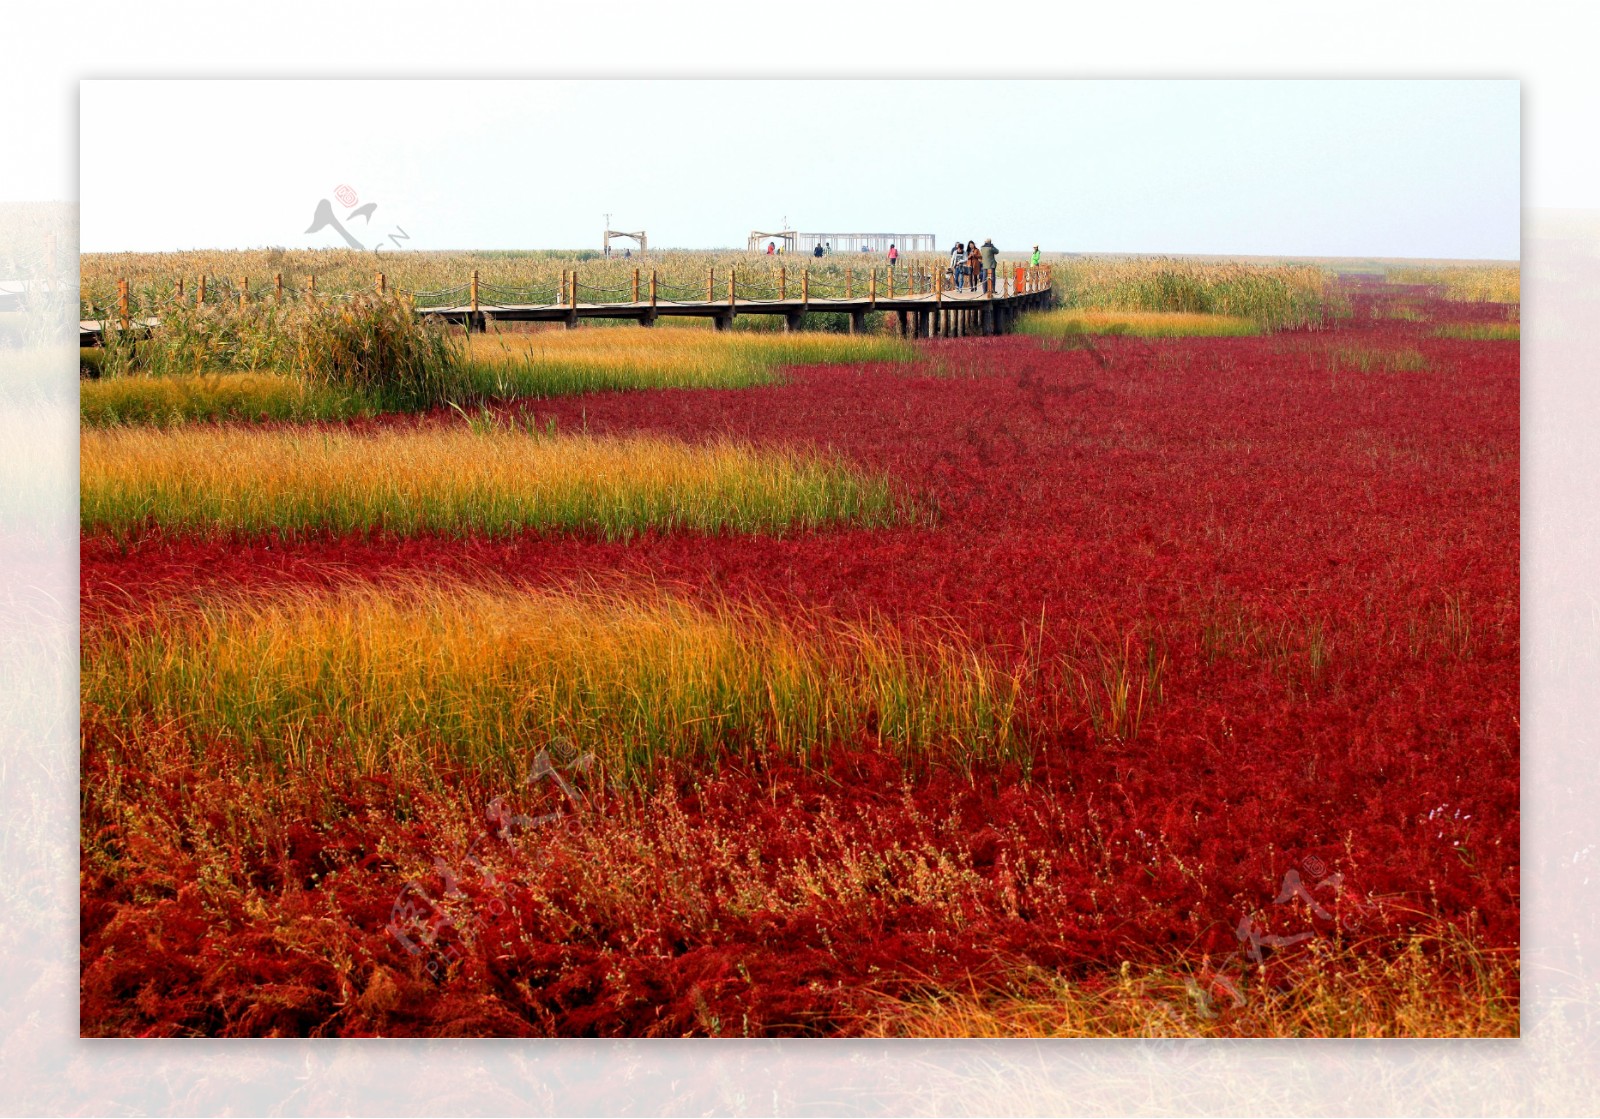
{"left": 84, "top": 265, "right": 1053, "bottom": 324}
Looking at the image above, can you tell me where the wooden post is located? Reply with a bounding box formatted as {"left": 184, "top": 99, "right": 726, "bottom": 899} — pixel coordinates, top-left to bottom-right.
{"left": 306, "top": 274, "right": 315, "bottom": 302}
{"left": 779, "top": 267, "right": 786, "bottom": 301}
{"left": 633, "top": 268, "right": 640, "bottom": 303}
{"left": 707, "top": 268, "right": 714, "bottom": 303}
{"left": 569, "top": 269, "right": 578, "bottom": 309}
{"left": 471, "top": 270, "right": 480, "bottom": 316}
{"left": 802, "top": 268, "right": 809, "bottom": 304}
{"left": 870, "top": 267, "right": 877, "bottom": 307}
{"left": 175, "top": 277, "right": 184, "bottom": 301}
{"left": 238, "top": 276, "right": 247, "bottom": 309}
{"left": 650, "top": 270, "right": 658, "bottom": 311}
{"left": 376, "top": 272, "right": 386, "bottom": 295}
{"left": 117, "top": 279, "right": 129, "bottom": 331}
{"left": 936, "top": 264, "right": 943, "bottom": 305}
{"left": 197, "top": 276, "right": 206, "bottom": 306}
{"left": 274, "top": 273, "right": 283, "bottom": 304}
{"left": 846, "top": 269, "right": 853, "bottom": 299}
{"left": 888, "top": 267, "right": 895, "bottom": 300}
{"left": 729, "top": 267, "right": 736, "bottom": 307}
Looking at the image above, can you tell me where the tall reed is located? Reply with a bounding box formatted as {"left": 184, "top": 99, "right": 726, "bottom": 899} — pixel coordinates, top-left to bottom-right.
{"left": 1050, "top": 258, "right": 1338, "bottom": 330}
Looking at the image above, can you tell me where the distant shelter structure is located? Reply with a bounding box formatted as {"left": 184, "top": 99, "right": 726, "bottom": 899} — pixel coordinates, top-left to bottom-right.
{"left": 747, "top": 230, "right": 936, "bottom": 254}
{"left": 603, "top": 228, "right": 647, "bottom": 255}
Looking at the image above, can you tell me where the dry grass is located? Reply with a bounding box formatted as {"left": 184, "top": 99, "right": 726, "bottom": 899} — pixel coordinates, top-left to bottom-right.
{"left": 861, "top": 931, "right": 1518, "bottom": 1037}
{"left": 80, "top": 424, "right": 902, "bottom": 539}
{"left": 83, "top": 580, "right": 1026, "bottom": 781}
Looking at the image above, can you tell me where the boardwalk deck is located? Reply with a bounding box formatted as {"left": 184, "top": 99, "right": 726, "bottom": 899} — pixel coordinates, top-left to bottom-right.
{"left": 80, "top": 276, "right": 1052, "bottom": 344}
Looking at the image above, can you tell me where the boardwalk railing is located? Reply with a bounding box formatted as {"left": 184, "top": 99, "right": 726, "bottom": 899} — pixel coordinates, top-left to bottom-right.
{"left": 82, "top": 265, "right": 1054, "bottom": 342}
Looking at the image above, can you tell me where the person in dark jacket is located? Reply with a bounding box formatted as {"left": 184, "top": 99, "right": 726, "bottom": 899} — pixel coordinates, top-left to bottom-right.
{"left": 813, "top": 243, "right": 824, "bottom": 258}
{"left": 980, "top": 239, "right": 998, "bottom": 292}
{"left": 966, "top": 241, "right": 983, "bottom": 292}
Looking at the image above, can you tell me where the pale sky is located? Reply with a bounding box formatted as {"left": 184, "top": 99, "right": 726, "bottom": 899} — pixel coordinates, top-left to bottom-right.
{"left": 80, "top": 79, "right": 1519, "bottom": 259}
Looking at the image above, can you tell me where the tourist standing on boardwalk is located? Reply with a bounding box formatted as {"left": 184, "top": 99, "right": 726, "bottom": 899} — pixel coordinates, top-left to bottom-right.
{"left": 980, "top": 239, "right": 998, "bottom": 292}
{"left": 966, "top": 241, "right": 982, "bottom": 292}
{"left": 767, "top": 242, "right": 776, "bottom": 255}
{"left": 950, "top": 241, "right": 968, "bottom": 290}
{"left": 812, "top": 243, "right": 824, "bottom": 259}
{"left": 888, "top": 244, "right": 898, "bottom": 271}
{"left": 1031, "top": 245, "right": 1041, "bottom": 267}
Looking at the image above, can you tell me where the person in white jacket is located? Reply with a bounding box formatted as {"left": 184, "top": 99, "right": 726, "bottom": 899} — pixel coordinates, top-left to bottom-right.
{"left": 950, "top": 241, "right": 968, "bottom": 291}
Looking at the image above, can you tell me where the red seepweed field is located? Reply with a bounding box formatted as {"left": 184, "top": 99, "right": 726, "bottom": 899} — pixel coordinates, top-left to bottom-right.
{"left": 80, "top": 277, "right": 1518, "bottom": 1037}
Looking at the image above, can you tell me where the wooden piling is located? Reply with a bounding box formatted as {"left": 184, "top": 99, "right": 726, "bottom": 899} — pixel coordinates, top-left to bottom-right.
{"left": 274, "top": 273, "right": 283, "bottom": 304}
{"left": 238, "top": 276, "right": 247, "bottom": 309}
{"left": 117, "top": 279, "right": 129, "bottom": 331}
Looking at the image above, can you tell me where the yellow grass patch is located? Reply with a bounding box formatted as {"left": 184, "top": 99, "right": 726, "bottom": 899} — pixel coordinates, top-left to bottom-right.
{"left": 83, "top": 581, "right": 1026, "bottom": 779}
{"left": 860, "top": 933, "right": 1517, "bottom": 1037}
{"left": 80, "top": 425, "right": 902, "bottom": 539}
{"left": 461, "top": 327, "right": 914, "bottom": 397}
{"left": 80, "top": 370, "right": 358, "bottom": 426}
{"left": 1390, "top": 264, "right": 1520, "bottom": 305}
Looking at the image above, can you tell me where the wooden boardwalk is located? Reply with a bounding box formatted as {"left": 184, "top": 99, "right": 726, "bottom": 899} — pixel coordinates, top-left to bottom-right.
{"left": 422, "top": 286, "right": 1051, "bottom": 338}
{"left": 81, "top": 267, "right": 1053, "bottom": 344}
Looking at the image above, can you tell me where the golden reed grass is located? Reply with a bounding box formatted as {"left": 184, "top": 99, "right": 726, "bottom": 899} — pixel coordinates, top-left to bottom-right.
{"left": 80, "top": 371, "right": 359, "bottom": 426}
{"left": 1390, "top": 264, "right": 1520, "bottom": 305}
{"left": 82, "top": 580, "right": 1026, "bottom": 781}
{"left": 858, "top": 930, "right": 1517, "bottom": 1038}
{"left": 459, "top": 327, "right": 916, "bottom": 398}
{"left": 80, "top": 425, "right": 902, "bottom": 539}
